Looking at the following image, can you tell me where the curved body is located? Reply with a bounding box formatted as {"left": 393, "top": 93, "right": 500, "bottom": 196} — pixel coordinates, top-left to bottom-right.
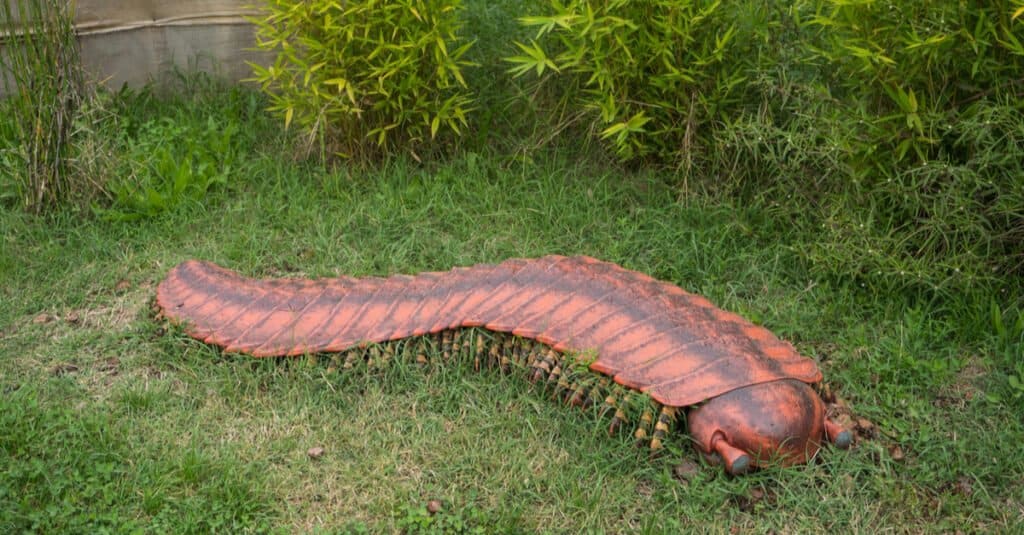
{"left": 156, "top": 255, "right": 849, "bottom": 473}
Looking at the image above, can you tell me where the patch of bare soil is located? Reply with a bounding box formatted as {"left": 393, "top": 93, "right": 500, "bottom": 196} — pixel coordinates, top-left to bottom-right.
{"left": 933, "top": 356, "right": 988, "bottom": 410}
{"left": 66, "top": 281, "right": 152, "bottom": 331}
{"left": 14, "top": 280, "right": 152, "bottom": 342}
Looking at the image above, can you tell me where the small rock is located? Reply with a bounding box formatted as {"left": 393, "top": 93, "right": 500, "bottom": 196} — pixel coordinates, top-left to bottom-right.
{"left": 307, "top": 446, "right": 325, "bottom": 459}
{"left": 426, "top": 500, "right": 443, "bottom": 514}
{"left": 33, "top": 313, "right": 55, "bottom": 324}
{"left": 889, "top": 445, "right": 905, "bottom": 462}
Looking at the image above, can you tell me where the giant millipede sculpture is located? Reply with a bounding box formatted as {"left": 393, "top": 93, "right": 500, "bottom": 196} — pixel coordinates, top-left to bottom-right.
{"left": 156, "top": 255, "right": 852, "bottom": 474}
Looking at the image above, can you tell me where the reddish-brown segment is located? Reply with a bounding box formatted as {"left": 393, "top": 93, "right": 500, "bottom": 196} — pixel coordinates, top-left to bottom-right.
{"left": 156, "top": 256, "right": 850, "bottom": 473}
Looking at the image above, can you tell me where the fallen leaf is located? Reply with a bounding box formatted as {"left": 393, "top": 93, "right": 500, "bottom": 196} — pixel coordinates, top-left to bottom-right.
{"left": 889, "top": 445, "right": 905, "bottom": 461}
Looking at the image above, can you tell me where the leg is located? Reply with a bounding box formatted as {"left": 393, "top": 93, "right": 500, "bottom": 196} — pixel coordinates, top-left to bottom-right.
{"left": 568, "top": 381, "right": 589, "bottom": 408}
{"left": 531, "top": 349, "right": 556, "bottom": 382}
{"left": 441, "top": 330, "right": 453, "bottom": 361}
{"left": 649, "top": 405, "right": 677, "bottom": 453}
{"left": 343, "top": 347, "right": 363, "bottom": 369}
{"left": 473, "top": 334, "right": 485, "bottom": 371}
{"left": 415, "top": 336, "right": 430, "bottom": 366}
{"left": 500, "top": 337, "right": 515, "bottom": 373}
{"left": 634, "top": 406, "right": 655, "bottom": 446}
{"left": 608, "top": 392, "right": 633, "bottom": 436}
{"left": 488, "top": 341, "right": 502, "bottom": 371}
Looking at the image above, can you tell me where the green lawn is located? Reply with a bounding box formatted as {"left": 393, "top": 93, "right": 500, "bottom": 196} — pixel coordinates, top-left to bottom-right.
{"left": 2, "top": 82, "right": 1023, "bottom": 533}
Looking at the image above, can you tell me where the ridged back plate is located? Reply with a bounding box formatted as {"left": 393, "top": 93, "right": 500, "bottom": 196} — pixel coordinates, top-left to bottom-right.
{"left": 156, "top": 256, "right": 822, "bottom": 407}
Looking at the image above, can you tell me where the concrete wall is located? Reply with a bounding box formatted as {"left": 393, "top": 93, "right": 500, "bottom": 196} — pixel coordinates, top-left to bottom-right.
{"left": 3, "top": 0, "right": 270, "bottom": 91}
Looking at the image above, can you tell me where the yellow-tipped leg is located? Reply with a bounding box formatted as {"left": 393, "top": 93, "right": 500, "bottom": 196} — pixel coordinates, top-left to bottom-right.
{"left": 416, "top": 337, "right": 430, "bottom": 366}
{"left": 441, "top": 330, "right": 453, "bottom": 361}
{"left": 649, "top": 406, "right": 677, "bottom": 454}
{"left": 473, "top": 334, "right": 484, "bottom": 371}
{"left": 634, "top": 408, "right": 655, "bottom": 446}
{"left": 451, "top": 329, "right": 463, "bottom": 357}
{"left": 585, "top": 379, "right": 607, "bottom": 411}
{"left": 488, "top": 342, "right": 502, "bottom": 371}
{"left": 609, "top": 392, "right": 633, "bottom": 435}
{"left": 343, "top": 348, "right": 361, "bottom": 369}
{"left": 568, "top": 381, "right": 589, "bottom": 407}
{"left": 531, "top": 350, "right": 555, "bottom": 382}
{"left": 501, "top": 338, "right": 514, "bottom": 373}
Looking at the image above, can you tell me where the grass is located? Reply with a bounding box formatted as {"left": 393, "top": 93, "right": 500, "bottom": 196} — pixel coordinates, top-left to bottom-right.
{"left": 1, "top": 81, "right": 1022, "bottom": 533}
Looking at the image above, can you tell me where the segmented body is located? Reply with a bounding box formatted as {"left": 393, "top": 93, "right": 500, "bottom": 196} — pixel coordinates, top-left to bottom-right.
{"left": 157, "top": 255, "right": 841, "bottom": 470}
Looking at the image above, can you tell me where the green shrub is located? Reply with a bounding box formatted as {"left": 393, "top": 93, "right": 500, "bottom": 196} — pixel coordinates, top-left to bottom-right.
{"left": 98, "top": 114, "right": 239, "bottom": 221}
{"left": 505, "top": 1, "right": 1024, "bottom": 296}
{"left": 791, "top": 1, "right": 1024, "bottom": 293}
{"left": 805, "top": 0, "right": 1024, "bottom": 167}
{"left": 248, "top": 0, "right": 475, "bottom": 160}
{"left": 0, "top": 0, "right": 85, "bottom": 212}
{"left": 506, "top": 0, "right": 756, "bottom": 166}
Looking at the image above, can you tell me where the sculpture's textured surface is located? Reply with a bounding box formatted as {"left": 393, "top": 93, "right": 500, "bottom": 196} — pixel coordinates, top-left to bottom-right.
{"left": 157, "top": 255, "right": 850, "bottom": 474}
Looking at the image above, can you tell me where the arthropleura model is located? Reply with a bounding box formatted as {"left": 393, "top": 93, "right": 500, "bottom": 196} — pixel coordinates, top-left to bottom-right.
{"left": 156, "top": 255, "right": 852, "bottom": 474}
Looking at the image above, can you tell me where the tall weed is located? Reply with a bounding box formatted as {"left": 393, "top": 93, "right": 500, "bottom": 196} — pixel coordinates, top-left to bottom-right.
{"left": 0, "top": 0, "right": 85, "bottom": 212}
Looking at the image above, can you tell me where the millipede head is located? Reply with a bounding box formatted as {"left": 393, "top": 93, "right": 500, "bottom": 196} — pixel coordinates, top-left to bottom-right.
{"left": 687, "top": 379, "right": 826, "bottom": 474}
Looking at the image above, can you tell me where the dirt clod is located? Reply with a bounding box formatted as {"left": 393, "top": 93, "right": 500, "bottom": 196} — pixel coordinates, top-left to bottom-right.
{"left": 426, "top": 500, "right": 443, "bottom": 514}
{"left": 672, "top": 460, "right": 701, "bottom": 484}
{"left": 33, "top": 313, "right": 55, "bottom": 324}
{"left": 854, "top": 417, "right": 878, "bottom": 439}
{"left": 51, "top": 363, "right": 79, "bottom": 376}
{"left": 98, "top": 357, "right": 120, "bottom": 374}
{"left": 889, "top": 445, "right": 905, "bottom": 462}
{"left": 307, "top": 446, "right": 325, "bottom": 459}
{"left": 735, "top": 487, "right": 773, "bottom": 512}
{"left": 955, "top": 476, "right": 973, "bottom": 497}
